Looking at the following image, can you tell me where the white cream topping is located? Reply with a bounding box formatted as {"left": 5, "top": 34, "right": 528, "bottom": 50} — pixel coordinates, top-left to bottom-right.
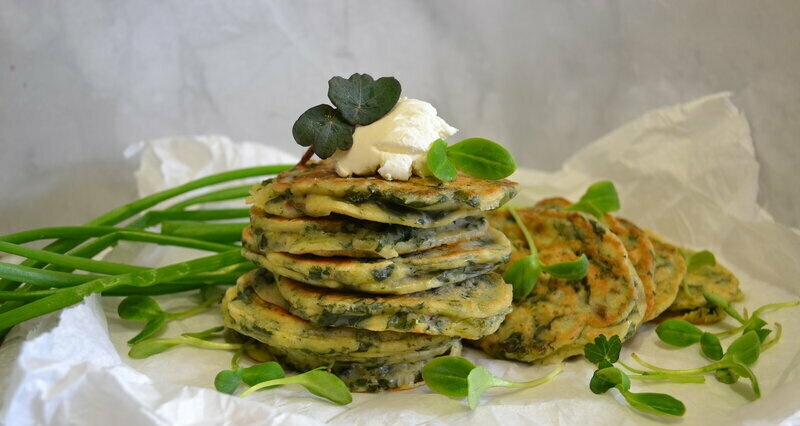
{"left": 332, "top": 97, "right": 457, "bottom": 180}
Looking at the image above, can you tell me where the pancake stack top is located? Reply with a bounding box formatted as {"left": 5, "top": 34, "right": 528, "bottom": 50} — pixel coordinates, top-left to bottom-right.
{"left": 221, "top": 159, "right": 519, "bottom": 392}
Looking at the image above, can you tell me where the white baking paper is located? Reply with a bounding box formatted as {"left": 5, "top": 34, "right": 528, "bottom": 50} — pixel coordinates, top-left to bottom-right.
{"left": 1, "top": 96, "right": 799, "bottom": 426}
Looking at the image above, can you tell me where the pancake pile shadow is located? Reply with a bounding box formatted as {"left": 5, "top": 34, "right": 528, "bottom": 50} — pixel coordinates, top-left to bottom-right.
{"left": 221, "top": 159, "right": 519, "bottom": 392}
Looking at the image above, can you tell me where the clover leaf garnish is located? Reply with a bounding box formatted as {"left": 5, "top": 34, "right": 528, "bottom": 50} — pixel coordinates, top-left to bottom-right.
{"left": 328, "top": 74, "right": 401, "bottom": 125}
{"left": 292, "top": 73, "right": 401, "bottom": 161}
{"left": 291, "top": 105, "right": 354, "bottom": 159}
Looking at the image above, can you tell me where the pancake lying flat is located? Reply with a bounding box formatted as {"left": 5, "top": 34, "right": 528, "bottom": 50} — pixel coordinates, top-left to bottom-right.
{"left": 275, "top": 273, "right": 512, "bottom": 339}
{"left": 661, "top": 249, "right": 743, "bottom": 324}
{"left": 249, "top": 207, "right": 488, "bottom": 259}
{"left": 222, "top": 269, "right": 461, "bottom": 391}
{"left": 248, "top": 159, "right": 518, "bottom": 227}
{"left": 535, "top": 197, "right": 658, "bottom": 322}
{"left": 475, "top": 207, "right": 646, "bottom": 364}
{"left": 242, "top": 226, "right": 512, "bottom": 294}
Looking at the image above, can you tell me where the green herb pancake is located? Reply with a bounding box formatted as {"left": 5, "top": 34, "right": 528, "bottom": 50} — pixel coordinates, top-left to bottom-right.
{"left": 221, "top": 269, "right": 461, "bottom": 391}
{"left": 274, "top": 273, "right": 512, "bottom": 339}
{"left": 247, "top": 159, "right": 518, "bottom": 227}
{"left": 661, "top": 248, "right": 743, "bottom": 324}
{"left": 241, "top": 226, "right": 512, "bottom": 295}
{"left": 475, "top": 207, "right": 646, "bottom": 364}
{"left": 534, "top": 197, "right": 658, "bottom": 322}
{"left": 248, "top": 207, "right": 488, "bottom": 259}
{"left": 646, "top": 232, "right": 686, "bottom": 322}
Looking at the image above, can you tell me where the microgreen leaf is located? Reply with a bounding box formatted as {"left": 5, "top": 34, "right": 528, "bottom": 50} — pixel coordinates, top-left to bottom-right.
{"left": 239, "top": 368, "right": 352, "bottom": 405}
{"left": 564, "top": 181, "right": 620, "bottom": 220}
{"left": 421, "top": 356, "right": 475, "bottom": 397}
{"left": 584, "top": 335, "right": 622, "bottom": 366}
{"left": 504, "top": 255, "right": 542, "bottom": 301}
{"left": 467, "top": 366, "right": 519, "bottom": 409}
{"left": 240, "top": 362, "right": 285, "bottom": 387}
{"left": 589, "top": 368, "right": 617, "bottom": 394}
{"left": 182, "top": 325, "right": 224, "bottom": 339}
{"left": 446, "top": 138, "right": 516, "bottom": 180}
{"left": 328, "top": 74, "right": 401, "bottom": 126}
{"left": 703, "top": 292, "right": 746, "bottom": 324}
{"left": 117, "top": 295, "right": 164, "bottom": 321}
{"left": 427, "top": 139, "right": 458, "bottom": 181}
{"left": 596, "top": 366, "right": 631, "bottom": 391}
{"left": 685, "top": 250, "right": 716, "bottom": 273}
{"left": 127, "top": 314, "right": 168, "bottom": 344}
{"left": 542, "top": 254, "right": 589, "bottom": 280}
{"left": 128, "top": 337, "right": 182, "bottom": 358}
{"left": 714, "top": 368, "right": 739, "bottom": 384}
{"left": 291, "top": 104, "right": 354, "bottom": 159}
{"left": 700, "top": 332, "right": 723, "bottom": 360}
{"left": 656, "top": 319, "right": 703, "bottom": 347}
{"left": 724, "top": 331, "right": 761, "bottom": 366}
{"left": 215, "top": 369, "right": 243, "bottom": 394}
{"left": 622, "top": 392, "right": 686, "bottom": 417}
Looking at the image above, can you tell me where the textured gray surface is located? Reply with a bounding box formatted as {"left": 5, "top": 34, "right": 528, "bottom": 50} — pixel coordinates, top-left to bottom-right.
{"left": 2, "top": 1, "right": 799, "bottom": 234}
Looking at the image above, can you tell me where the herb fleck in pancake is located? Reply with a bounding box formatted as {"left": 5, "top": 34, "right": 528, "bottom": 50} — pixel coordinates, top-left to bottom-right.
{"left": 275, "top": 273, "right": 512, "bottom": 339}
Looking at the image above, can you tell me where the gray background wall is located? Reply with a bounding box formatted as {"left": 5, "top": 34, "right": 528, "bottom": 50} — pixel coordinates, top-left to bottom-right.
{"left": 2, "top": 1, "right": 799, "bottom": 234}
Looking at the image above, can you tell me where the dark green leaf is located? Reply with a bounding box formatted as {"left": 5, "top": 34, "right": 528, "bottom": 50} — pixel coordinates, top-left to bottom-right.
{"left": 700, "top": 332, "right": 723, "bottom": 360}
{"left": 422, "top": 356, "right": 475, "bottom": 397}
{"left": 214, "top": 369, "right": 243, "bottom": 394}
{"left": 655, "top": 319, "right": 703, "bottom": 347}
{"left": 565, "top": 181, "right": 620, "bottom": 219}
{"left": 504, "top": 255, "right": 541, "bottom": 301}
{"left": 589, "top": 369, "right": 616, "bottom": 394}
{"left": 127, "top": 314, "right": 167, "bottom": 344}
{"left": 292, "top": 104, "right": 354, "bottom": 159}
{"left": 686, "top": 250, "right": 716, "bottom": 273}
{"left": 328, "top": 74, "right": 401, "bottom": 125}
{"left": 427, "top": 139, "right": 458, "bottom": 181}
{"left": 118, "top": 295, "right": 163, "bottom": 321}
{"left": 446, "top": 138, "right": 516, "bottom": 180}
{"left": 725, "top": 331, "right": 761, "bottom": 366}
{"left": 542, "top": 255, "right": 589, "bottom": 281}
{"left": 241, "top": 362, "right": 285, "bottom": 387}
{"left": 622, "top": 391, "right": 686, "bottom": 417}
{"left": 584, "top": 335, "right": 621, "bottom": 365}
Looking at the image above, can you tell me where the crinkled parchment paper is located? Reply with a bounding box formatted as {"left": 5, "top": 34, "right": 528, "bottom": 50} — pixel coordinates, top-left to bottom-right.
{"left": 1, "top": 96, "right": 799, "bottom": 426}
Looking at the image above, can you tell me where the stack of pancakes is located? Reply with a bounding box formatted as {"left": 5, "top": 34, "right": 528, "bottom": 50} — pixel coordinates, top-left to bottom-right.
{"left": 472, "top": 198, "right": 742, "bottom": 364}
{"left": 221, "top": 160, "right": 519, "bottom": 392}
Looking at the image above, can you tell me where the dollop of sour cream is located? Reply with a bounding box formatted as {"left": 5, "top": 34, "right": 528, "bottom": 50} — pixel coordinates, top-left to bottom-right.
{"left": 332, "top": 97, "right": 457, "bottom": 180}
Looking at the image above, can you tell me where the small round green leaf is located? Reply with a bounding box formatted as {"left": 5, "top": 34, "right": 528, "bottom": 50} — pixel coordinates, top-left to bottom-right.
{"left": 215, "top": 369, "right": 243, "bottom": 394}
{"left": 446, "top": 138, "right": 516, "bottom": 180}
{"left": 565, "top": 181, "right": 620, "bottom": 219}
{"left": 328, "top": 74, "right": 401, "bottom": 126}
{"left": 118, "top": 296, "right": 164, "bottom": 321}
{"left": 686, "top": 250, "right": 716, "bottom": 273}
{"left": 291, "top": 369, "right": 353, "bottom": 405}
{"left": 427, "top": 139, "right": 458, "bottom": 181}
{"left": 422, "top": 356, "right": 476, "bottom": 398}
{"left": 292, "top": 104, "right": 354, "bottom": 159}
